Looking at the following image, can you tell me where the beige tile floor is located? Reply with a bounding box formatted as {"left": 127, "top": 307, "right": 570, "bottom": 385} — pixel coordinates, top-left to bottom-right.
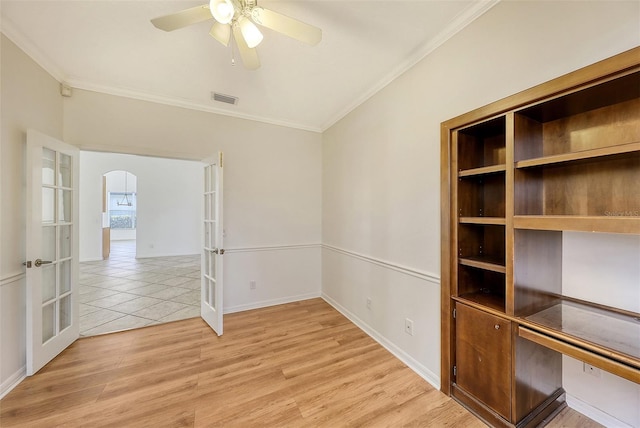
{"left": 79, "top": 240, "right": 201, "bottom": 336}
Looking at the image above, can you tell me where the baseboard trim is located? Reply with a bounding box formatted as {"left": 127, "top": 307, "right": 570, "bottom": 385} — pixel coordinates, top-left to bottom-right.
{"left": 322, "top": 244, "right": 440, "bottom": 284}
{"left": 321, "top": 292, "right": 440, "bottom": 390}
{"left": 135, "top": 252, "right": 200, "bottom": 259}
{"left": 79, "top": 257, "right": 103, "bottom": 263}
{"left": 0, "top": 366, "right": 26, "bottom": 400}
{"left": 224, "top": 292, "right": 322, "bottom": 314}
{"left": 566, "top": 394, "right": 633, "bottom": 428}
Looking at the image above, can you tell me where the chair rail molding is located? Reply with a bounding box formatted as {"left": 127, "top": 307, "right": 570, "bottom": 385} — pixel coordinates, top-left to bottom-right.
{"left": 322, "top": 244, "right": 440, "bottom": 285}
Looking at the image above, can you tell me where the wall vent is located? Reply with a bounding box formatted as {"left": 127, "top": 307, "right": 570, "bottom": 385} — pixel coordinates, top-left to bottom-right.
{"left": 211, "top": 92, "right": 238, "bottom": 105}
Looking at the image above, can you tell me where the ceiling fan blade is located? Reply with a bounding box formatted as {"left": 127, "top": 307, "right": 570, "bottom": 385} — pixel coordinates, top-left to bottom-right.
{"left": 232, "top": 25, "right": 260, "bottom": 70}
{"left": 151, "top": 5, "right": 212, "bottom": 32}
{"left": 250, "top": 7, "right": 321, "bottom": 46}
{"left": 210, "top": 22, "right": 231, "bottom": 46}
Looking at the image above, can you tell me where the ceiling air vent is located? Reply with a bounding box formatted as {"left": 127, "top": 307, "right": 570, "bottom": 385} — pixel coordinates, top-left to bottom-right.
{"left": 212, "top": 92, "right": 238, "bottom": 105}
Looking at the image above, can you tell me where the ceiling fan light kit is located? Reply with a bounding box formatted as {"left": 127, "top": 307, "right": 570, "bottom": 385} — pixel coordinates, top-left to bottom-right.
{"left": 209, "top": 0, "right": 234, "bottom": 25}
{"left": 151, "top": 0, "right": 322, "bottom": 70}
{"left": 238, "top": 16, "right": 263, "bottom": 48}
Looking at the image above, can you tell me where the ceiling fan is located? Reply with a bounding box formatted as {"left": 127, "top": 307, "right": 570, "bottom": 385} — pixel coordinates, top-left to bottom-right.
{"left": 151, "top": 0, "right": 322, "bottom": 70}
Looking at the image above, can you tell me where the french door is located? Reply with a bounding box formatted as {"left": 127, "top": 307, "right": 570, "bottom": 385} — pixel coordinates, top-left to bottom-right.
{"left": 25, "top": 130, "right": 80, "bottom": 375}
{"left": 201, "top": 152, "right": 224, "bottom": 335}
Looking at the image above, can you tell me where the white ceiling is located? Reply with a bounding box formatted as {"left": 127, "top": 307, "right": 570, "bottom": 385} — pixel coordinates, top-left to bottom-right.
{"left": 1, "top": 0, "right": 497, "bottom": 132}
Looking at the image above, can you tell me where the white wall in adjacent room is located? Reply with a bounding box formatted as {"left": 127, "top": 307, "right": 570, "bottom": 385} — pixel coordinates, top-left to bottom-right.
{"left": 79, "top": 152, "right": 202, "bottom": 261}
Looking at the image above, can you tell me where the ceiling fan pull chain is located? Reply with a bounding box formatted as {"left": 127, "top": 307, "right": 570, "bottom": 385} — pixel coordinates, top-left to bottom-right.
{"left": 230, "top": 33, "right": 236, "bottom": 66}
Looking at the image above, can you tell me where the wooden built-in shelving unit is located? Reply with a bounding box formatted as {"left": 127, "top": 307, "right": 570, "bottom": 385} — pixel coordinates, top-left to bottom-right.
{"left": 441, "top": 47, "right": 640, "bottom": 427}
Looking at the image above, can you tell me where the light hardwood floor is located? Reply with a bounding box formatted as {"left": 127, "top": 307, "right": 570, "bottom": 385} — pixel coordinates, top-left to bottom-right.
{"left": 1, "top": 299, "right": 601, "bottom": 427}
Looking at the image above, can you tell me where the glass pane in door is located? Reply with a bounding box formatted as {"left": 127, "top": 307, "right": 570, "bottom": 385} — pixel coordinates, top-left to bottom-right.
{"left": 59, "top": 189, "right": 72, "bottom": 223}
{"left": 42, "top": 148, "right": 56, "bottom": 186}
{"left": 42, "top": 264, "right": 56, "bottom": 303}
{"left": 59, "top": 295, "right": 71, "bottom": 331}
{"left": 59, "top": 260, "right": 71, "bottom": 294}
{"left": 203, "top": 277, "right": 209, "bottom": 304}
{"left": 59, "top": 153, "right": 72, "bottom": 188}
{"left": 60, "top": 225, "right": 71, "bottom": 258}
{"left": 204, "top": 166, "right": 211, "bottom": 192}
{"left": 210, "top": 280, "right": 216, "bottom": 306}
{"left": 42, "top": 187, "right": 55, "bottom": 224}
{"left": 42, "top": 226, "right": 56, "bottom": 261}
{"left": 42, "top": 302, "right": 55, "bottom": 343}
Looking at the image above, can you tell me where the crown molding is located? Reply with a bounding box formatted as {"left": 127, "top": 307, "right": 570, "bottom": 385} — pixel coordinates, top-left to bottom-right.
{"left": 65, "top": 78, "right": 323, "bottom": 133}
{"left": 2, "top": 0, "right": 499, "bottom": 135}
{"left": 1, "top": 15, "right": 321, "bottom": 134}
{"left": 319, "top": 0, "right": 500, "bottom": 132}
{"left": 1, "top": 16, "right": 67, "bottom": 82}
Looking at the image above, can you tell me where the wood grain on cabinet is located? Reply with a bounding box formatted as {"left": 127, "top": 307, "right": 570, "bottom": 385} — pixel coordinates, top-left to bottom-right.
{"left": 442, "top": 47, "right": 640, "bottom": 427}
{"left": 455, "top": 302, "right": 512, "bottom": 420}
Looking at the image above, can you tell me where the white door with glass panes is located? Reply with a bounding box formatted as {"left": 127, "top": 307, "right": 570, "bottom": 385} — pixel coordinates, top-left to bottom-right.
{"left": 25, "top": 130, "right": 80, "bottom": 375}
{"left": 201, "top": 152, "right": 224, "bottom": 335}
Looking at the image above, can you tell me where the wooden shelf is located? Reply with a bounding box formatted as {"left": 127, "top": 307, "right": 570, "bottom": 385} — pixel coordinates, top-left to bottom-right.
{"left": 516, "top": 70, "right": 639, "bottom": 124}
{"left": 515, "top": 142, "right": 640, "bottom": 169}
{"left": 459, "top": 256, "right": 506, "bottom": 274}
{"left": 459, "top": 164, "right": 506, "bottom": 177}
{"left": 454, "top": 293, "right": 505, "bottom": 314}
{"left": 459, "top": 217, "right": 506, "bottom": 225}
{"left": 442, "top": 49, "right": 640, "bottom": 426}
{"left": 519, "top": 299, "right": 640, "bottom": 382}
{"left": 514, "top": 216, "right": 640, "bottom": 234}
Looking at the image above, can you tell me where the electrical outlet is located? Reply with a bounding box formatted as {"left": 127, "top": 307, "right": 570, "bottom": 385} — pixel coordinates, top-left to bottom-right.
{"left": 405, "top": 318, "right": 414, "bottom": 336}
{"left": 366, "top": 298, "right": 372, "bottom": 310}
{"left": 250, "top": 280, "right": 256, "bottom": 290}
{"left": 583, "top": 363, "right": 601, "bottom": 377}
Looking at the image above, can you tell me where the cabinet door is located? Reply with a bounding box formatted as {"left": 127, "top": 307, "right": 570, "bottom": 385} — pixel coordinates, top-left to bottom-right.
{"left": 456, "top": 302, "right": 512, "bottom": 420}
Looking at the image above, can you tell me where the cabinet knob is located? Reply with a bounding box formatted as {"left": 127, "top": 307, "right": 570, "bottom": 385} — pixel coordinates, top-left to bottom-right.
{"left": 494, "top": 324, "right": 500, "bottom": 330}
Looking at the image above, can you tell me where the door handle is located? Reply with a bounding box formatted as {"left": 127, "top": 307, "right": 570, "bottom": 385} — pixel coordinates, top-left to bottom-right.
{"left": 34, "top": 259, "right": 53, "bottom": 267}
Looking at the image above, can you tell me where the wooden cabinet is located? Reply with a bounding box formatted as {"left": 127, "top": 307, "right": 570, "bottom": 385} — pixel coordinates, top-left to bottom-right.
{"left": 454, "top": 302, "right": 512, "bottom": 420}
{"left": 441, "top": 47, "right": 640, "bottom": 427}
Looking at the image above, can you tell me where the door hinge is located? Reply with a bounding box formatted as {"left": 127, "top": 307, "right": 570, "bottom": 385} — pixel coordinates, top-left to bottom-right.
{"left": 219, "top": 152, "right": 223, "bottom": 168}
{"left": 453, "top": 308, "right": 456, "bottom": 319}
{"left": 453, "top": 365, "right": 457, "bottom": 377}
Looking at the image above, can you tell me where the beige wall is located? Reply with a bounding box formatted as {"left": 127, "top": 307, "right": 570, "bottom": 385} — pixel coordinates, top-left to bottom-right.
{"left": 64, "top": 92, "right": 324, "bottom": 314}
{"left": 1, "top": 34, "right": 64, "bottom": 393}
{"left": 321, "top": 1, "right": 639, "bottom": 425}
{"left": 2, "top": 0, "right": 639, "bottom": 423}
{"left": 64, "top": 89, "right": 322, "bottom": 248}
{"left": 1, "top": 36, "right": 322, "bottom": 395}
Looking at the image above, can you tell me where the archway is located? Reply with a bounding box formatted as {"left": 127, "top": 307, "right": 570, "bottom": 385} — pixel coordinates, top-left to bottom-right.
{"left": 102, "top": 170, "right": 137, "bottom": 259}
